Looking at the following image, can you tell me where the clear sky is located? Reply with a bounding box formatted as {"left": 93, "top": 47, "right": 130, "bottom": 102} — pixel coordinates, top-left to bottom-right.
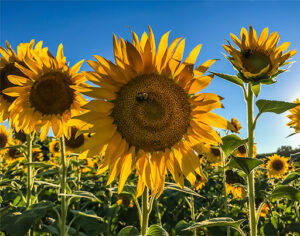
{"left": 1, "top": 0, "right": 299, "bottom": 153}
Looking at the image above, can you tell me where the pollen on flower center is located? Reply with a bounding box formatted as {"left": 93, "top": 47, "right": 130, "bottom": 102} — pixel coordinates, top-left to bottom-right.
{"left": 0, "top": 62, "right": 27, "bottom": 102}
{"left": 112, "top": 73, "right": 191, "bottom": 152}
{"left": 65, "top": 127, "right": 85, "bottom": 149}
{"left": 0, "top": 133, "right": 8, "bottom": 148}
{"left": 241, "top": 50, "right": 271, "bottom": 74}
{"left": 272, "top": 159, "right": 284, "bottom": 171}
{"left": 29, "top": 72, "right": 74, "bottom": 115}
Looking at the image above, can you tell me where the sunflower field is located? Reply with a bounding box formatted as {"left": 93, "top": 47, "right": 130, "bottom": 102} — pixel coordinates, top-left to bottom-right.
{"left": 0, "top": 25, "right": 300, "bottom": 236}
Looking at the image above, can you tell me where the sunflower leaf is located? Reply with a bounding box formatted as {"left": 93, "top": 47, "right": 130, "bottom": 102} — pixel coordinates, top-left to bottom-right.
{"left": 228, "top": 156, "right": 263, "bottom": 175}
{"left": 270, "top": 185, "right": 300, "bottom": 202}
{"left": 118, "top": 226, "right": 140, "bottom": 236}
{"left": 221, "top": 134, "right": 248, "bottom": 158}
{"left": 256, "top": 99, "right": 300, "bottom": 115}
{"left": 164, "top": 182, "right": 205, "bottom": 198}
{"left": 183, "top": 217, "right": 245, "bottom": 231}
{"left": 282, "top": 172, "right": 300, "bottom": 185}
{"left": 251, "top": 83, "right": 261, "bottom": 97}
{"left": 108, "top": 184, "right": 136, "bottom": 199}
{"left": 146, "top": 224, "right": 168, "bottom": 236}
{"left": 211, "top": 72, "right": 244, "bottom": 87}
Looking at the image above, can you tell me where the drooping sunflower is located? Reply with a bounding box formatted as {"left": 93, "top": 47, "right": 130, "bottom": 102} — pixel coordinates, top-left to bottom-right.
{"left": 225, "top": 170, "right": 246, "bottom": 199}
{"left": 0, "top": 124, "right": 13, "bottom": 155}
{"left": 230, "top": 118, "right": 242, "bottom": 134}
{"left": 224, "top": 25, "right": 297, "bottom": 83}
{"left": 77, "top": 27, "right": 235, "bottom": 196}
{"left": 287, "top": 99, "right": 300, "bottom": 133}
{"left": 0, "top": 41, "right": 47, "bottom": 122}
{"left": 266, "top": 154, "right": 289, "bottom": 179}
{"left": 3, "top": 43, "right": 87, "bottom": 141}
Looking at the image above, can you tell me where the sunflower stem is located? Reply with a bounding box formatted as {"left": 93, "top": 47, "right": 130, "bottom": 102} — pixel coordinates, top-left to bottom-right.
{"left": 59, "top": 135, "right": 68, "bottom": 236}
{"left": 141, "top": 187, "right": 150, "bottom": 236}
{"left": 246, "top": 85, "right": 257, "bottom": 236}
{"left": 221, "top": 149, "right": 230, "bottom": 236}
{"left": 190, "top": 196, "right": 197, "bottom": 236}
{"left": 26, "top": 133, "right": 34, "bottom": 208}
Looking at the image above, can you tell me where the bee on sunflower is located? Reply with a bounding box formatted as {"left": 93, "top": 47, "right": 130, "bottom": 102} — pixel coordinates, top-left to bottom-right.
{"left": 265, "top": 154, "right": 290, "bottom": 179}
{"left": 2, "top": 42, "right": 87, "bottom": 140}
{"left": 287, "top": 99, "right": 300, "bottom": 133}
{"left": 76, "top": 27, "right": 236, "bottom": 197}
{"left": 223, "top": 25, "right": 297, "bottom": 84}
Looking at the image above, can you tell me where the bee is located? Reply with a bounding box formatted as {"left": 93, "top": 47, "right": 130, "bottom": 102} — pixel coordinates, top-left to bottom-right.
{"left": 136, "top": 92, "right": 148, "bottom": 102}
{"left": 242, "top": 49, "right": 252, "bottom": 58}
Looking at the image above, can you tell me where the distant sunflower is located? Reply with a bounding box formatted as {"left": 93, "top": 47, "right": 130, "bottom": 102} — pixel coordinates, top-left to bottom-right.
{"left": 49, "top": 139, "right": 60, "bottom": 157}
{"left": 225, "top": 170, "right": 246, "bottom": 199}
{"left": 4, "top": 140, "right": 24, "bottom": 165}
{"left": 3, "top": 44, "right": 87, "bottom": 141}
{"left": 194, "top": 143, "right": 222, "bottom": 167}
{"left": 78, "top": 27, "right": 234, "bottom": 196}
{"left": 13, "top": 130, "right": 27, "bottom": 143}
{"left": 224, "top": 25, "right": 297, "bottom": 83}
{"left": 287, "top": 99, "right": 300, "bottom": 133}
{"left": 0, "top": 125, "right": 13, "bottom": 155}
{"left": 260, "top": 203, "right": 272, "bottom": 218}
{"left": 233, "top": 144, "right": 257, "bottom": 157}
{"left": 0, "top": 41, "right": 46, "bottom": 122}
{"left": 266, "top": 154, "right": 289, "bottom": 179}
{"left": 32, "top": 147, "right": 43, "bottom": 161}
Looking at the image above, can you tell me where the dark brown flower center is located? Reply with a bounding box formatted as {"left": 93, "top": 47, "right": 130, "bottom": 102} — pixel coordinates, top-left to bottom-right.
{"left": 0, "top": 62, "right": 27, "bottom": 102}
{"left": 241, "top": 50, "right": 271, "bottom": 74}
{"left": 238, "top": 145, "right": 247, "bottom": 154}
{"left": 272, "top": 159, "right": 284, "bottom": 171}
{"left": 14, "top": 130, "right": 27, "bottom": 143}
{"left": 65, "top": 127, "right": 85, "bottom": 149}
{"left": 54, "top": 142, "right": 60, "bottom": 152}
{"left": 8, "top": 148, "right": 21, "bottom": 159}
{"left": 211, "top": 147, "right": 221, "bottom": 156}
{"left": 29, "top": 72, "right": 74, "bottom": 115}
{"left": 0, "top": 133, "right": 8, "bottom": 148}
{"left": 112, "top": 73, "right": 191, "bottom": 152}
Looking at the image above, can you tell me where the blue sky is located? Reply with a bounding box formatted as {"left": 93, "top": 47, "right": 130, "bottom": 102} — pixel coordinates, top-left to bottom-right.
{"left": 1, "top": 0, "right": 299, "bottom": 153}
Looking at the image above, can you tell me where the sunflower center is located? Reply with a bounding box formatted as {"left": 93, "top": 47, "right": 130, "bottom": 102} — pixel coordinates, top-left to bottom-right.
{"left": 271, "top": 159, "right": 284, "bottom": 171}
{"left": 8, "top": 148, "right": 21, "bottom": 159}
{"left": 242, "top": 50, "right": 271, "bottom": 74}
{"left": 0, "top": 133, "right": 8, "bottom": 148}
{"left": 211, "top": 147, "right": 221, "bottom": 157}
{"left": 14, "top": 130, "right": 27, "bottom": 143}
{"left": 0, "top": 62, "right": 27, "bottom": 103}
{"left": 238, "top": 145, "right": 247, "bottom": 154}
{"left": 54, "top": 142, "right": 60, "bottom": 152}
{"left": 29, "top": 72, "right": 74, "bottom": 115}
{"left": 65, "top": 127, "right": 85, "bottom": 149}
{"left": 112, "top": 73, "right": 191, "bottom": 152}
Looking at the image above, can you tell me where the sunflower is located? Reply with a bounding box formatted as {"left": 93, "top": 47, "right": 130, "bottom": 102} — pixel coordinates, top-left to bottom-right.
{"left": 117, "top": 194, "right": 134, "bottom": 208}
{"left": 260, "top": 203, "right": 273, "bottom": 218}
{"left": 4, "top": 140, "right": 24, "bottom": 165}
{"left": 0, "top": 124, "right": 13, "bottom": 155}
{"left": 225, "top": 170, "right": 246, "bottom": 199}
{"left": 2, "top": 43, "right": 87, "bottom": 141}
{"left": 194, "top": 143, "right": 222, "bottom": 167}
{"left": 49, "top": 139, "right": 60, "bottom": 157}
{"left": 32, "top": 147, "right": 43, "bottom": 162}
{"left": 230, "top": 118, "right": 242, "bottom": 134}
{"left": 287, "top": 99, "right": 300, "bottom": 133}
{"left": 233, "top": 143, "right": 257, "bottom": 157}
{"left": 77, "top": 27, "right": 234, "bottom": 196}
{"left": 224, "top": 25, "right": 297, "bottom": 83}
{"left": 0, "top": 41, "right": 47, "bottom": 122}
{"left": 266, "top": 154, "right": 289, "bottom": 179}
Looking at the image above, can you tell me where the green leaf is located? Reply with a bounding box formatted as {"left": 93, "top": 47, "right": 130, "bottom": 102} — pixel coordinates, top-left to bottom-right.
{"left": 70, "top": 210, "right": 103, "bottom": 221}
{"left": 164, "top": 182, "right": 205, "bottom": 198}
{"left": 60, "top": 191, "right": 101, "bottom": 202}
{"left": 108, "top": 184, "right": 136, "bottom": 199}
{"left": 221, "top": 134, "right": 248, "bottom": 158}
{"left": 256, "top": 99, "right": 299, "bottom": 115}
{"left": 228, "top": 156, "right": 263, "bottom": 175}
{"left": 118, "top": 226, "right": 140, "bottom": 236}
{"left": 251, "top": 83, "right": 261, "bottom": 97}
{"left": 270, "top": 185, "right": 300, "bottom": 202}
{"left": 175, "top": 220, "right": 193, "bottom": 236}
{"left": 212, "top": 72, "right": 244, "bottom": 86}
{"left": 282, "top": 172, "right": 300, "bottom": 185}
{"left": 183, "top": 217, "right": 245, "bottom": 231}
{"left": 146, "top": 224, "right": 168, "bottom": 236}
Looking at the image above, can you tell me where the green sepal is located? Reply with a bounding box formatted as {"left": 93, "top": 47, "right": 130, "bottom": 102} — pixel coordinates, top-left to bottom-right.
{"left": 212, "top": 72, "right": 244, "bottom": 87}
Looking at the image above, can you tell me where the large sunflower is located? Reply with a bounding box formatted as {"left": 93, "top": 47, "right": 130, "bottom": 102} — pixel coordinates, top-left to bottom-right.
{"left": 287, "top": 99, "right": 300, "bottom": 133}
{"left": 224, "top": 25, "right": 297, "bottom": 83}
{"left": 78, "top": 27, "right": 235, "bottom": 196}
{"left": 0, "top": 124, "right": 13, "bottom": 155}
{"left": 266, "top": 154, "right": 289, "bottom": 179}
{"left": 3, "top": 43, "right": 87, "bottom": 140}
{"left": 0, "top": 41, "right": 46, "bottom": 122}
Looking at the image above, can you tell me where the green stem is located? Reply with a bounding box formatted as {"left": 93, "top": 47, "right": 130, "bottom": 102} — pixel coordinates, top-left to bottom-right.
{"left": 246, "top": 85, "right": 257, "bottom": 236}
{"left": 190, "top": 196, "right": 196, "bottom": 236}
{"left": 221, "top": 149, "right": 230, "bottom": 236}
{"left": 26, "top": 133, "right": 34, "bottom": 208}
{"left": 141, "top": 188, "right": 149, "bottom": 236}
{"left": 59, "top": 136, "right": 68, "bottom": 236}
{"left": 154, "top": 199, "right": 162, "bottom": 226}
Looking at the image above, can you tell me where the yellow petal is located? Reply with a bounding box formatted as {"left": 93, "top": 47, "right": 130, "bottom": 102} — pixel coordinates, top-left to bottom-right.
{"left": 118, "top": 146, "right": 135, "bottom": 194}
{"left": 184, "top": 44, "right": 202, "bottom": 64}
